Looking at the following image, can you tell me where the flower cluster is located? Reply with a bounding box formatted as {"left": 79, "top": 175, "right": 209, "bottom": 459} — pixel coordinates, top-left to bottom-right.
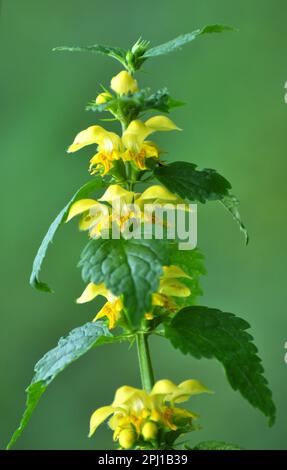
{"left": 76, "top": 265, "right": 191, "bottom": 329}
{"left": 89, "top": 379, "right": 211, "bottom": 449}
{"left": 66, "top": 184, "right": 183, "bottom": 239}
{"left": 67, "top": 71, "right": 180, "bottom": 175}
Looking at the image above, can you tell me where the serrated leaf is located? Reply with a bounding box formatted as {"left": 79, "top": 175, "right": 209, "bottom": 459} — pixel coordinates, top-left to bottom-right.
{"left": 30, "top": 178, "right": 106, "bottom": 293}
{"left": 53, "top": 44, "right": 127, "bottom": 68}
{"left": 165, "top": 306, "right": 276, "bottom": 425}
{"left": 143, "top": 25, "right": 235, "bottom": 58}
{"left": 79, "top": 237, "right": 170, "bottom": 328}
{"left": 154, "top": 162, "right": 248, "bottom": 242}
{"left": 169, "top": 245, "right": 206, "bottom": 306}
{"left": 221, "top": 195, "right": 249, "bottom": 245}
{"left": 154, "top": 162, "right": 231, "bottom": 203}
{"left": 193, "top": 440, "right": 242, "bottom": 450}
{"left": 6, "top": 321, "right": 126, "bottom": 450}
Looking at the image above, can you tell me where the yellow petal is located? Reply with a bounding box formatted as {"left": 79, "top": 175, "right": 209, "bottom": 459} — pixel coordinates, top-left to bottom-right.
{"left": 159, "top": 279, "right": 191, "bottom": 297}
{"left": 67, "top": 125, "right": 110, "bottom": 153}
{"left": 122, "top": 120, "right": 152, "bottom": 152}
{"left": 66, "top": 199, "right": 98, "bottom": 222}
{"left": 76, "top": 283, "right": 110, "bottom": 304}
{"left": 99, "top": 184, "right": 134, "bottom": 204}
{"left": 139, "top": 185, "right": 178, "bottom": 202}
{"left": 151, "top": 379, "right": 178, "bottom": 397}
{"left": 162, "top": 265, "right": 192, "bottom": 279}
{"left": 145, "top": 115, "right": 181, "bottom": 132}
{"left": 89, "top": 406, "right": 114, "bottom": 437}
{"left": 110, "top": 71, "right": 138, "bottom": 95}
{"left": 112, "top": 386, "right": 139, "bottom": 407}
{"left": 95, "top": 91, "right": 112, "bottom": 105}
{"left": 174, "top": 380, "right": 212, "bottom": 403}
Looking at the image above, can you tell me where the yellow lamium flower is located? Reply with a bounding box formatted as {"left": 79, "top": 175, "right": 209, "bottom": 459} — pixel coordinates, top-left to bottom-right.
{"left": 76, "top": 264, "right": 191, "bottom": 329}
{"left": 89, "top": 379, "right": 211, "bottom": 448}
{"left": 110, "top": 70, "right": 138, "bottom": 95}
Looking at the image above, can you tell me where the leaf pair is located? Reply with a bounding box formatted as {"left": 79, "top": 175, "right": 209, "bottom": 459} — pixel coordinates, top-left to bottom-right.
{"left": 53, "top": 25, "right": 235, "bottom": 73}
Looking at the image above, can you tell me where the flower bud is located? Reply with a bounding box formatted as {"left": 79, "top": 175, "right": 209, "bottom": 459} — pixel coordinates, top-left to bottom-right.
{"left": 118, "top": 428, "right": 137, "bottom": 449}
{"left": 110, "top": 71, "right": 138, "bottom": 95}
{"left": 142, "top": 421, "right": 158, "bottom": 441}
{"left": 95, "top": 92, "right": 112, "bottom": 105}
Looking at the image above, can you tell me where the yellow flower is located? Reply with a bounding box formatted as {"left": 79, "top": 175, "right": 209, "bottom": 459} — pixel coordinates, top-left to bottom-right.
{"left": 89, "top": 379, "right": 211, "bottom": 447}
{"left": 110, "top": 70, "right": 138, "bottom": 95}
{"left": 67, "top": 125, "right": 122, "bottom": 175}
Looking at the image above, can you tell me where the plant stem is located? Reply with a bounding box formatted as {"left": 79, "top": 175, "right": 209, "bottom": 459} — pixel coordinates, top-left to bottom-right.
{"left": 136, "top": 333, "right": 155, "bottom": 392}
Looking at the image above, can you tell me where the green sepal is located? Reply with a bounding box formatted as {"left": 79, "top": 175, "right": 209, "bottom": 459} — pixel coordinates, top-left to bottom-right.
{"left": 30, "top": 177, "right": 106, "bottom": 293}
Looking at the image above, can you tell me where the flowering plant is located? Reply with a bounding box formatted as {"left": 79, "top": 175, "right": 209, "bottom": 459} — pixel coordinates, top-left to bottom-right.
{"left": 7, "top": 25, "right": 275, "bottom": 450}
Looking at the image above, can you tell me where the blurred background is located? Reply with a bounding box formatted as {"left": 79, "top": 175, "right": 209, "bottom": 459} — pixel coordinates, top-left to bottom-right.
{"left": 1, "top": 0, "right": 286, "bottom": 450}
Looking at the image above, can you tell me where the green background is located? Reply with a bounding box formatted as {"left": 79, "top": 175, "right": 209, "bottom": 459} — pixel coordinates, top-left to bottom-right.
{"left": 1, "top": 0, "right": 286, "bottom": 450}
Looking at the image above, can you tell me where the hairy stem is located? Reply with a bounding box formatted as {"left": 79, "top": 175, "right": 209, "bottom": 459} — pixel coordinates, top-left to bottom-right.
{"left": 136, "top": 333, "right": 155, "bottom": 392}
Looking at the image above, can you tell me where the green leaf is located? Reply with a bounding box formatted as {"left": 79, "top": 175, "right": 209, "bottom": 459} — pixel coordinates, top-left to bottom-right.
{"left": 79, "top": 237, "right": 170, "bottom": 328}
{"left": 169, "top": 245, "right": 206, "bottom": 306}
{"left": 30, "top": 177, "right": 106, "bottom": 293}
{"left": 6, "top": 321, "right": 124, "bottom": 450}
{"left": 165, "top": 306, "right": 276, "bottom": 425}
{"left": 193, "top": 440, "right": 242, "bottom": 450}
{"left": 154, "top": 162, "right": 248, "bottom": 243}
{"left": 221, "top": 195, "right": 249, "bottom": 245}
{"left": 143, "top": 25, "right": 235, "bottom": 58}
{"left": 53, "top": 44, "right": 127, "bottom": 68}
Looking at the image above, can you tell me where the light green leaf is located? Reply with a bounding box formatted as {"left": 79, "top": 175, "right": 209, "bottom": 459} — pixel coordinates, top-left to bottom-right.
{"left": 79, "top": 238, "right": 170, "bottom": 328}
{"left": 6, "top": 321, "right": 126, "bottom": 450}
{"left": 30, "top": 177, "right": 106, "bottom": 293}
{"left": 221, "top": 194, "right": 249, "bottom": 245}
{"left": 165, "top": 306, "right": 276, "bottom": 425}
{"left": 53, "top": 44, "right": 127, "bottom": 68}
{"left": 144, "top": 25, "right": 235, "bottom": 58}
{"left": 193, "top": 440, "right": 242, "bottom": 450}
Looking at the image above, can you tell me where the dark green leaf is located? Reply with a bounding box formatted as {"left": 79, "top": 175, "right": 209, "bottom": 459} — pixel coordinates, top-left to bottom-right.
{"left": 154, "top": 162, "right": 231, "bottom": 203}
{"left": 144, "top": 25, "right": 235, "bottom": 58}
{"left": 6, "top": 321, "right": 125, "bottom": 450}
{"left": 165, "top": 306, "right": 276, "bottom": 425}
{"left": 221, "top": 194, "right": 249, "bottom": 245}
{"left": 194, "top": 440, "right": 242, "bottom": 450}
{"left": 154, "top": 162, "right": 248, "bottom": 242}
{"left": 30, "top": 178, "right": 105, "bottom": 293}
{"left": 79, "top": 237, "right": 170, "bottom": 328}
{"left": 53, "top": 44, "right": 127, "bottom": 68}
